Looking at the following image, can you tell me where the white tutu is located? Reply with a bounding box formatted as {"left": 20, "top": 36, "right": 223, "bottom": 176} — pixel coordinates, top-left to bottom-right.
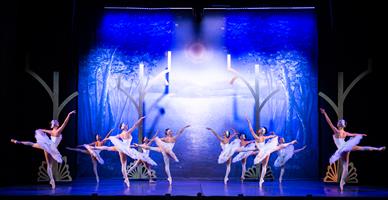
{"left": 35, "top": 129, "right": 63, "bottom": 163}
{"left": 83, "top": 144, "right": 104, "bottom": 164}
{"left": 329, "top": 135, "right": 362, "bottom": 164}
{"left": 155, "top": 137, "right": 175, "bottom": 152}
{"left": 254, "top": 137, "right": 279, "bottom": 165}
{"left": 232, "top": 143, "right": 256, "bottom": 163}
{"left": 109, "top": 136, "right": 139, "bottom": 160}
{"left": 218, "top": 139, "right": 241, "bottom": 164}
{"left": 274, "top": 145, "right": 294, "bottom": 167}
{"left": 137, "top": 149, "right": 157, "bottom": 166}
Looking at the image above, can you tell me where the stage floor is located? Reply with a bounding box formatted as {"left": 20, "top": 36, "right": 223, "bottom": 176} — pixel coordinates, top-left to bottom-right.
{"left": 1, "top": 179, "right": 388, "bottom": 198}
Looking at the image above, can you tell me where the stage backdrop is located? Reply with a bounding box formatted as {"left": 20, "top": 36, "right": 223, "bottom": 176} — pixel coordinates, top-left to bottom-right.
{"left": 78, "top": 8, "right": 318, "bottom": 180}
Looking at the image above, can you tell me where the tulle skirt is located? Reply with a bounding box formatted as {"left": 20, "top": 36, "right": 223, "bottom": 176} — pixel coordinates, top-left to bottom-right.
{"left": 254, "top": 137, "right": 279, "bottom": 165}
{"left": 274, "top": 145, "right": 294, "bottom": 167}
{"left": 329, "top": 135, "right": 362, "bottom": 164}
{"left": 35, "top": 129, "right": 63, "bottom": 163}
{"left": 109, "top": 136, "right": 139, "bottom": 160}
{"left": 218, "top": 139, "right": 241, "bottom": 164}
{"left": 137, "top": 150, "right": 157, "bottom": 166}
{"left": 154, "top": 137, "right": 175, "bottom": 153}
{"left": 84, "top": 144, "right": 104, "bottom": 164}
{"left": 232, "top": 143, "right": 256, "bottom": 163}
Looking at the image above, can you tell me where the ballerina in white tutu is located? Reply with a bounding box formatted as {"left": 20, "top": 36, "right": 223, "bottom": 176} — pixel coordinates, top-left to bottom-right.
{"left": 136, "top": 125, "right": 191, "bottom": 185}
{"left": 92, "top": 116, "right": 145, "bottom": 187}
{"left": 232, "top": 133, "right": 256, "bottom": 182}
{"left": 66, "top": 128, "right": 114, "bottom": 183}
{"left": 130, "top": 132, "right": 160, "bottom": 183}
{"left": 320, "top": 108, "right": 385, "bottom": 191}
{"left": 10, "top": 110, "right": 76, "bottom": 189}
{"left": 206, "top": 127, "right": 239, "bottom": 184}
{"left": 273, "top": 137, "right": 306, "bottom": 183}
{"left": 246, "top": 117, "right": 279, "bottom": 188}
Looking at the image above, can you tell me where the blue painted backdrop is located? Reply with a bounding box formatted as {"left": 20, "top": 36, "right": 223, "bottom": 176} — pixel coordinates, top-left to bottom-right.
{"left": 78, "top": 9, "right": 318, "bottom": 180}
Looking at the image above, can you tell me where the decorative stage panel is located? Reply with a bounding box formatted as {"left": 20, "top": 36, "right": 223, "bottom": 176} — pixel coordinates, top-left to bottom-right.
{"left": 78, "top": 8, "right": 318, "bottom": 180}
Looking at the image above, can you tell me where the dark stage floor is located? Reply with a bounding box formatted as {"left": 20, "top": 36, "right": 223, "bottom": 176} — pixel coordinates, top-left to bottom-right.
{"left": 1, "top": 179, "right": 388, "bottom": 199}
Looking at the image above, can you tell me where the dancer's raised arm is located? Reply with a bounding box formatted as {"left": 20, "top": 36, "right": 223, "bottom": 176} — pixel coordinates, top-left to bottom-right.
{"left": 320, "top": 108, "right": 338, "bottom": 133}
{"left": 246, "top": 117, "right": 260, "bottom": 140}
{"left": 101, "top": 128, "right": 114, "bottom": 143}
{"left": 206, "top": 127, "right": 223, "bottom": 142}
{"left": 148, "top": 130, "right": 160, "bottom": 144}
{"left": 264, "top": 132, "right": 277, "bottom": 140}
{"left": 127, "top": 116, "right": 146, "bottom": 134}
{"left": 175, "top": 125, "right": 191, "bottom": 139}
{"left": 57, "top": 110, "right": 76, "bottom": 134}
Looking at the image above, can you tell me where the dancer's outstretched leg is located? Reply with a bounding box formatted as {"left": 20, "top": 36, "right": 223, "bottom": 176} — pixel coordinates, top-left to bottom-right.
{"left": 11, "top": 139, "right": 41, "bottom": 149}
{"left": 241, "top": 158, "right": 247, "bottom": 181}
{"left": 66, "top": 147, "right": 88, "bottom": 154}
{"left": 119, "top": 152, "right": 129, "bottom": 187}
{"left": 94, "top": 146, "right": 116, "bottom": 151}
{"left": 148, "top": 146, "right": 162, "bottom": 152}
{"left": 352, "top": 146, "right": 386, "bottom": 151}
{"left": 162, "top": 152, "right": 172, "bottom": 185}
{"left": 224, "top": 159, "right": 231, "bottom": 184}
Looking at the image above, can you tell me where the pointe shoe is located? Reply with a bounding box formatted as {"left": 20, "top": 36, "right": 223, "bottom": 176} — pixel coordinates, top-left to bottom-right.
{"left": 149, "top": 179, "right": 156, "bottom": 184}
{"left": 259, "top": 179, "right": 264, "bottom": 188}
{"left": 50, "top": 179, "right": 55, "bottom": 189}
{"left": 124, "top": 179, "right": 130, "bottom": 187}
{"left": 379, "top": 146, "right": 386, "bottom": 151}
{"left": 240, "top": 176, "right": 245, "bottom": 182}
{"left": 10, "top": 139, "right": 19, "bottom": 144}
{"left": 340, "top": 180, "right": 345, "bottom": 192}
{"left": 224, "top": 177, "right": 229, "bottom": 185}
{"left": 167, "top": 177, "right": 172, "bottom": 185}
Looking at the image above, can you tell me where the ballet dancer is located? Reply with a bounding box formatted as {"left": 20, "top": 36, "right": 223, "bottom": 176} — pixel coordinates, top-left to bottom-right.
{"left": 206, "top": 127, "right": 240, "bottom": 184}
{"left": 246, "top": 116, "right": 299, "bottom": 188}
{"left": 66, "top": 128, "right": 114, "bottom": 183}
{"left": 320, "top": 108, "right": 385, "bottom": 191}
{"left": 232, "top": 133, "right": 256, "bottom": 182}
{"left": 251, "top": 131, "right": 297, "bottom": 188}
{"left": 130, "top": 131, "right": 160, "bottom": 183}
{"left": 93, "top": 116, "right": 145, "bottom": 187}
{"left": 10, "top": 110, "right": 76, "bottom": 189}
{"left": 273, "top": 137, "right": 306, "bottom": 183}
{"left": 138, "top": 125, "right": 191, "bottom": 185}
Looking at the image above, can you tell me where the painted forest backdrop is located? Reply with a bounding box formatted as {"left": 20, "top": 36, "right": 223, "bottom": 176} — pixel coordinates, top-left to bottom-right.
{"left": 78, "top": 9, "right": 318, "bottom": 179}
